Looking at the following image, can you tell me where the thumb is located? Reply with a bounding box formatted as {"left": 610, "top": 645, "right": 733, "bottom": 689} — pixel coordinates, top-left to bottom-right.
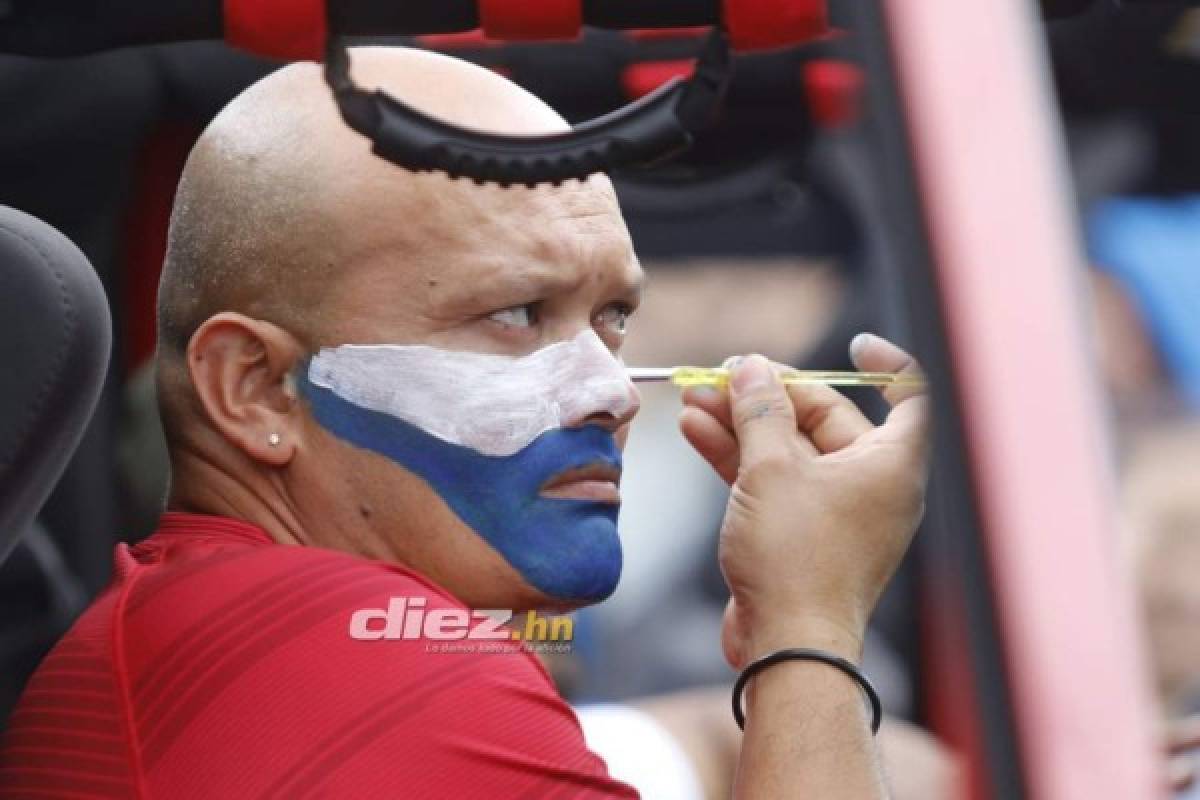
{"left": 728, "top": 354, "right": 807, "bottom": 464}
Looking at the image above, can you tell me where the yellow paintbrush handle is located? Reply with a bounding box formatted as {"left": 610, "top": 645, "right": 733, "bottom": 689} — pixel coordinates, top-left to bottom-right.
{"left": 669, "top": 367, "right": 925, "bottom": 389}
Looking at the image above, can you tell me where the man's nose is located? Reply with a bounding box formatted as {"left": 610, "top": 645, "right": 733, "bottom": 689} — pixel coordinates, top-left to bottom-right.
{"left": 568, "top": 381, "right": 643, "bottom": 431}
{"left": 561, "top": 378, "right": 641, "bottom": 433}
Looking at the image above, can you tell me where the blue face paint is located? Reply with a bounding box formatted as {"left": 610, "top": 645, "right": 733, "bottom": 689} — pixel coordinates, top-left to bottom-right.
{"left": 298, "top": 369, "right": 623, "bottom": 602}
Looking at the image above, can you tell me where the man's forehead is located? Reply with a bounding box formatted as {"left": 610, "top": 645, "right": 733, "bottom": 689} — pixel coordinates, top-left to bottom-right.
{"left": 471, "top": 181, "right": 633, "bottom": 269}
{"left": 327, "top": 171, "right": 641, "bottom": 329}
{"left": 448, "top": 245, "right": 644, "bottom": 303}
{"left": 382, "top": 174, "right": 632, "bottom": 275}
{"left": 438, "top": 201, "right": 642, "bottom": 307}
{"left": 358, "top": 167, "right": 620, "bottom": 236}
{"left": 460, "top": 174, "right": 622, "bottom": 229}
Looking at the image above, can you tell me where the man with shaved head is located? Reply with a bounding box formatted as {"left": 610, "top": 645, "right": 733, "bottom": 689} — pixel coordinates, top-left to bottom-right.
{"left": 1, "top": 47, "right": 929, "bottom": 798}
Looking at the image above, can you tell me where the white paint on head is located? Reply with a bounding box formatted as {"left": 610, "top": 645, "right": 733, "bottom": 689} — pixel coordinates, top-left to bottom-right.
{"left": 307, "top": 329, "right": 638, "bottom": 457}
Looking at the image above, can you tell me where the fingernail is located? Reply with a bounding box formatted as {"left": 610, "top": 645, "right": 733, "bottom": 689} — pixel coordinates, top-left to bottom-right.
{"left": 849, "top": 333, "right": 875, "bottom": 360}
{"left": 732, "top": 354, "right": 771, "bottom": 393}
{"left": 722, "top": 355, "right": 743, "bottom": 369}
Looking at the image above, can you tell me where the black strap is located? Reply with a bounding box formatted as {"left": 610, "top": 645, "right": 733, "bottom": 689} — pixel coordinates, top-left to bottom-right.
{"left": 732, "top": 647, "right": 882, "bottom": 733}
{"left": 323, "top": 28, "right": 733, "bottom": 187}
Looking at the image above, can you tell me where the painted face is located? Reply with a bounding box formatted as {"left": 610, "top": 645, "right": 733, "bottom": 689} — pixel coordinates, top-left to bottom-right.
{"left": 298, "top": 329, "right": 639, "bottom": 602}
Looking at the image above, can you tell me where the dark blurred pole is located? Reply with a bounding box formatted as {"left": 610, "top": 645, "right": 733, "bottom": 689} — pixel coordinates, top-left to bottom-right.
{"left": 851, "top": 0, "right": 1161, "bottom": 798}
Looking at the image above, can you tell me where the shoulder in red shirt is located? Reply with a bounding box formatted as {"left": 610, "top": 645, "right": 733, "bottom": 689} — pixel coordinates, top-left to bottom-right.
{"left": 0, "top": 512, "right": 638, "bottom": 799}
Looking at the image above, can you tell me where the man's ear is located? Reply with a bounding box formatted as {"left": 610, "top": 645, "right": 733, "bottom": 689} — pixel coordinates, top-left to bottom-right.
{"left": 186, "top": 312, "right": 306, "bottom": 466}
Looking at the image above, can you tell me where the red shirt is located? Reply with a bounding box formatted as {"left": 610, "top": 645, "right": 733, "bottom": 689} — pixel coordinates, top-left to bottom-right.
{"left": 0, "top": 513, "right": 639, "bottom": 799}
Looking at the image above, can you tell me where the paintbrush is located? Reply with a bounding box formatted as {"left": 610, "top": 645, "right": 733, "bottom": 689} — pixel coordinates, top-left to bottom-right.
{"left": 626, "top": 366, "right": 925, "bottom": 389}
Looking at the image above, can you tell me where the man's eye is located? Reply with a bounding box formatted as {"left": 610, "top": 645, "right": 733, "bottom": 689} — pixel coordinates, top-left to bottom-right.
{"left": 596, "top": 304, "right": 632, "bottom": 336}
{"left": 488, "top": 304, "right": 539, "bottom": 328}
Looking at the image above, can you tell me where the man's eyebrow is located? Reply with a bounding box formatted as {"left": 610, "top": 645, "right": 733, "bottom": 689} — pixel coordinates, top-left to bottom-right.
{"left": 441, "top": 256, "right": 644, "bottom": 310}
{"left": 468, "top": 261, "right": 584, "bottom": 301}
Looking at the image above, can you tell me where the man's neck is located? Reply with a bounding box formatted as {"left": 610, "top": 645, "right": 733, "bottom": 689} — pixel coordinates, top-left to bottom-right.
{"left": 165, "top": 447, "right": 400, "bottom": 565}
{"left": 166, "top": 450, "right": 307, "bottom": 548}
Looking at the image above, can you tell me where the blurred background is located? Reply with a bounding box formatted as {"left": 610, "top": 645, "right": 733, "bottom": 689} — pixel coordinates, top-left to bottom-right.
{"left": 2, "top": 1, "right": 1200, "bottom": 796}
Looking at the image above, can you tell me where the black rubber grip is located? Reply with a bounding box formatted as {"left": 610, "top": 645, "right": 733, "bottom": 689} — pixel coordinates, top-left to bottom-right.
{"left": 370, "top": 80, "right": 693, "bottom": 186}
{"left": 327, "top": 28, "right": 732, "bottom": 186}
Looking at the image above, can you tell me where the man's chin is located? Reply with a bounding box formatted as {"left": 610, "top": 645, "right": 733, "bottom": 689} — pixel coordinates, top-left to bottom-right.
{"left": 486, "top": 562, "right": 622, "bottom": 614}
{"left": 557, "top": 571, "right": 622, "bottom": 607}
{"left": 553, "top": 567, "right": 623, "bottom": 608}
{"left": 512, "top": 517, "right": 623, "bottom": 606}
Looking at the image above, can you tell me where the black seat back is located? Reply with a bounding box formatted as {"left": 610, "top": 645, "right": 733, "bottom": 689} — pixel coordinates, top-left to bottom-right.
{"left": 0, "top": 205, "right": 111, "bottom": 565}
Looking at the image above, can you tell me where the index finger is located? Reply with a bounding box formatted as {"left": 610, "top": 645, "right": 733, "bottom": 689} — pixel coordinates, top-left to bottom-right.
{"left": 727, "top": 354, "right": 810, "bottom": 464}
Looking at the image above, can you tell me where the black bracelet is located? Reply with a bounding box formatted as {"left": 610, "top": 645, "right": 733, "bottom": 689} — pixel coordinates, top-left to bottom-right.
{"left": 732, "top": 648, "right": 883, "bottom": 733}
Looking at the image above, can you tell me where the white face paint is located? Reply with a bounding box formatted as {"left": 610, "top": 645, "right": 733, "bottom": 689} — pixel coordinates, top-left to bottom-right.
{"left": 306, "top": 329, "right": 638, "bottom": 457}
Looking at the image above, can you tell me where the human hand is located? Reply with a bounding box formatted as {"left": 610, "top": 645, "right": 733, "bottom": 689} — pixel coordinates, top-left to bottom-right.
{"left": 679, "top": 334, "right": 930, "bottom": 668}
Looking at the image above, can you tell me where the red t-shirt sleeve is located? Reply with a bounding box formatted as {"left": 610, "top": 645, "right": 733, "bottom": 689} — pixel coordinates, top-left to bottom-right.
{"left": 117, "top": 543, "right": 639, "bottom": 799}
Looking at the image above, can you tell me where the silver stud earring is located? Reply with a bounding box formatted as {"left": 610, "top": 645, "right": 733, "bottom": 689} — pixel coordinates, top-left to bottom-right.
{"left": 267, "top": 433, "right": 281, "bottom": 447}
